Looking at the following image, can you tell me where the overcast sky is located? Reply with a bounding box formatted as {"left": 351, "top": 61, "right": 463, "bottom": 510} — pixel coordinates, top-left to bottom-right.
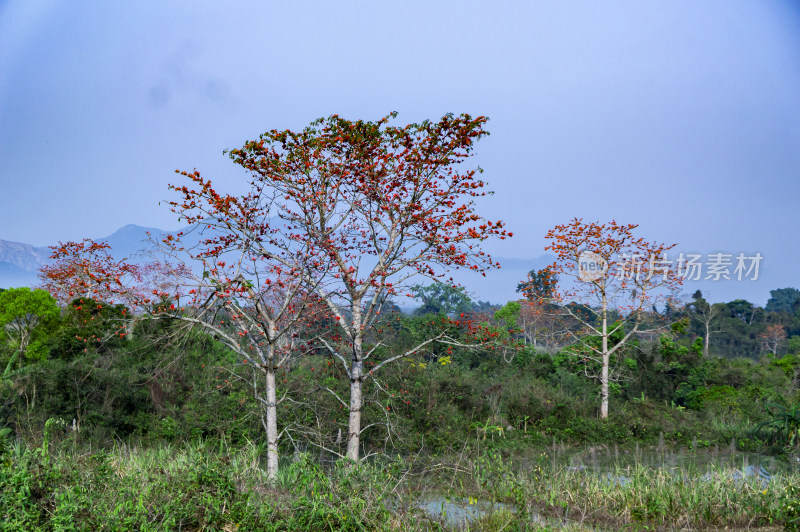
{"left": 1, "top": 1, "right": 799, "bottom": 304}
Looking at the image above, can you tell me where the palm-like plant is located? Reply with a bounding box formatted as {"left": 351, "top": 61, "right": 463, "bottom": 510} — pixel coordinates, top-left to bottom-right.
{"left": 755, "top": 403, "right": 800, "bottom": 448}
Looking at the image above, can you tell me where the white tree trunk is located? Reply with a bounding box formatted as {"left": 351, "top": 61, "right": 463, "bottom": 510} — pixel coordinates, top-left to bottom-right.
{"left": 346, "top": 301, "right": 364, "bottom": 462}
{"left": 265, "top": 367, "right": 279, "bottom": 482}
{"left": 346, "top": 359, "right": 363, "bottom": 461}
{"left": 600, "top": 295, "right": 609, "bottom": 419}
{"left": 601, "top": 344, "right": 609, "bottom": 419}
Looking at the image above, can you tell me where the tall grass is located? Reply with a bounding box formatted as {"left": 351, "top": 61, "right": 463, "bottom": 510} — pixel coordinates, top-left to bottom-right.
{"left": 1, "top": 433, "right": 798, "bottom": 530}
{"left": 0, "top": 437, "right": 440, "bottom": 531}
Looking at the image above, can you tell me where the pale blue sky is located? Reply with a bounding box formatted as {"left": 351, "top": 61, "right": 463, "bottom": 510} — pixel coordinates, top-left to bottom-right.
{"left": 1, "top": 1, "right": 799, "bottom": 304}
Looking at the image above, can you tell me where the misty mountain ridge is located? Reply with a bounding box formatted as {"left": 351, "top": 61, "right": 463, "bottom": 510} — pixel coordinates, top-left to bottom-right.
{"left": 0, "top": 224, "right": 553, "bottom": 303}
{"left": 0, "top": 224, "right": 786, "bottom": 306}
{"left": 0, "top": 239, "right": 50, "bottom": 272}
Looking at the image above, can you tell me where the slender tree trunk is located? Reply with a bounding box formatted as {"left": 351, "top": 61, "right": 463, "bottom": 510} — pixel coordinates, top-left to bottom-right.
{"left": 346, "top": 357, "right": 363, "bottom": 461}
{"left": 601, "top": 338, "right": 609, "bottom": 419}
{"left": 346, "top": 302, "right": 365, "bottom": 462}
{"left": 265, "top": 366, "right": 279, "bottom": 482}
{"left": 600, "top": 295, "right": 609, "bottom": 419}
{"left": 17, "top": 331, "right": 29, "bottom": 370}
{"left": 704, "top": 321, "right": 711, "bottom": 358}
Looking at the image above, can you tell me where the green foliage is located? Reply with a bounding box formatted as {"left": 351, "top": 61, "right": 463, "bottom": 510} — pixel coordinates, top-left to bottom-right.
{"left": 781, "top": 484, "right": 800, "bottom": 531}
{"left": 691, "top": 337, "right": 704, "bottom": 357}
{"left": 756, "top": 403, "right": 800, "bottom": 450}
{"left": 670, "top": 316, "right": 689, "bottom": 334}
{"left": 0, "top": 287, "right": 60, "bottom": 370}
{"left": 49, "top": 297, "right": 129, "bottom": 359}
{"left": 516, "top": 268, "right": 558, "bottom": 300}
{"left": 0, "top": 440, "right": 428, "bottom": 531}
{"left": 685, "top": 385, "right": 738, "bottom": 411}
{"left": 513, "top": 346, "right": 534, "bottom": 369}
{"left": 410, "top": 282, "right": 472, "bottom": 317}
{"left": 773, "top": 353, "right": 800, "bottom": 377}
{"left": 2, "top": 433, "right": 798, "bottom": 530}
{"left": 494, "top": 300, "right": 520, "bottom": 331}
{"left": 766, "top": 287, "right": 800, "bottom": 314}
{"left": 789, "top": 335, "right": 800, "bottom": 354}
{"left": 0, "top": 427, "right": 12, "bottom": 454}
{"left": 0, "top": 302, "right": 795, "bottom": 457}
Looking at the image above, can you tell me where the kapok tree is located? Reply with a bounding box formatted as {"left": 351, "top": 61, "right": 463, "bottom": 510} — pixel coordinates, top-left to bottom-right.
{"left": 544, "top": 218, "right": 682, "bottom": 418}
{"left": 38, "top": 239, "right": 189, "bottom": 345}
{"left": 38, "top": 239, "right": 141, "bottom": 305}
{"left": 513, "top": 299, "right": 571, "bottom": 351}
{"left": 760, "top": 324, "right": 786, "bottom": 356}
{"left": 215, "top": 112, "right": 509, "bottom": 461}
{"left": 517, "top": 268, "right": 558, "bottom": 301}
{"left": 38, "top": 239, "right": 147, "bottom": 348}
{"left": 159, "top": 184, "right": 330, "bottom": 481}
{"left": 516, "top": 269, "right": 572, "bottom": 351}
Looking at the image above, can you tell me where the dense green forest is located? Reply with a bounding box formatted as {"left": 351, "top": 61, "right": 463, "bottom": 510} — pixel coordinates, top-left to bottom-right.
{"left": 2, "top": 282, "right": 799, "bottom": 451}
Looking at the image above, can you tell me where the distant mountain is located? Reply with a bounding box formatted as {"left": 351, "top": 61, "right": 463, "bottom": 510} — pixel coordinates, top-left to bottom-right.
{"left": 105, "top": 224, "right": 218, "bottom": 268}
{"left": 0, "top": 224, "right": 169, "bottom": 290}
{"left": 0, "top": 261, "right": 39, "bottom": 289}
{"left": 103, "top": 224, "right": 169, "bottom": 261}
{"left": 0, "top": 239, "right": 51, "bottom": 289}
{"left": 0, "top": 239, "right": 50, "bottom": 272}
{"left": 0, "top": 224, "right": 785, "bottom": 306}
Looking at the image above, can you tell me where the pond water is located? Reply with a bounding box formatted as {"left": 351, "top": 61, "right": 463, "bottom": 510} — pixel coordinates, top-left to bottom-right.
{"left": 416, "top": 443, "right": 797, "bottom": 528}
{"left": 417, "top": 497, "right": 523, "bottom": 528}
{"left": 543, "top": 440, "right": 797, "bottom": 484}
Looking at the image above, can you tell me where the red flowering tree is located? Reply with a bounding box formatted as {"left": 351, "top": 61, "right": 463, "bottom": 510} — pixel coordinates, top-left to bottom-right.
{"left": 516, "top": 300, "right": 571, "bottom": 351}
{"left": 38, "top": 239, "right": 141, "bottom": 305}
{"left": 543, "top": 219, "right": 682, "bottom": 418}
{"left": 153, "top": 199, "right": 329, "bottom": 481}
{"left": 38, "top": 239, "right": 191, "bottom": 344}
{"left": 37, "top": 239, "right": 143, "bottom": 348}
{"left": 173, "top": 112, "right": 509, "bottom": 462}
{"left": 760, "top": 324, "right": 786, "bottom": 356}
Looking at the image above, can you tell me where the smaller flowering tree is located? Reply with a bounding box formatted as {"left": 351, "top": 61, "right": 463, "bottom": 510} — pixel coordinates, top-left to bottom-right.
{"left": 38, "top": 239, "right": 190, "bottom": 346}
{"left": 38, "top": 239, "right": 142, "bottom": 349}
{"left": 760, "top": 324, "right": 786, "bottom": 356}
{"left": 543, "top": 219, "right": 683, "bottom": 418}
{"left": 516, "top": 268, "right": 574, "bottom": 351}
{"left": 38, "top": 240, "right": 142, "bottom": 305}
{"left": 157, "top": 169, "right": 336, "bottom": 481}
{"left": 515, "top": 299, "right": 572, "bottom": 351}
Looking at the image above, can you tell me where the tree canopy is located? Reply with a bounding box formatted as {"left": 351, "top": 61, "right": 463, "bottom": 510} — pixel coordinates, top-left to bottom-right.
{"left": 0, "top": 287, "right": 60, "bottom": 371}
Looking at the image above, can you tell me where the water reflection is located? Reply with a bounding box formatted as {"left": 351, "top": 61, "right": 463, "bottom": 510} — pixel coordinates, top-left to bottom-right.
{"left": 542, "top": 440, "right": 795, "bottom": 485}
{"left": 417, "top": 497, "right": 517, "bottom": 528}
{"left": 417, "top": 446, "right": 796, "bottom": 528}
